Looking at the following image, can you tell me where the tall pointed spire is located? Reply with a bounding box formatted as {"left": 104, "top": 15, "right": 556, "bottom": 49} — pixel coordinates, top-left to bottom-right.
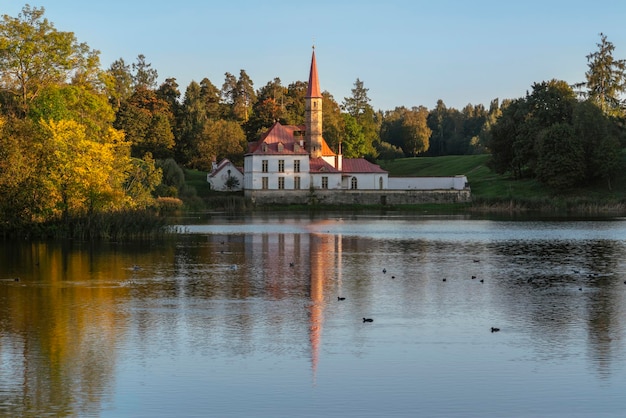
{"left": 306, "top": 46, "right": 322, "bottom": 98}
{"left": 305, "top": 47, "right": 323, "bottom": 158}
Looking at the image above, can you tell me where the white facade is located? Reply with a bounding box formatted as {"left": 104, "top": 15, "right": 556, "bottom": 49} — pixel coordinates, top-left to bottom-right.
{"left": 207, "top": 159, "right": 244, "bottom": 191}
{"left": 340, "top": 173, "right": 388, "bottom": 190}
{"left": 244, "top": 154, "right": 311, "bottom": 191}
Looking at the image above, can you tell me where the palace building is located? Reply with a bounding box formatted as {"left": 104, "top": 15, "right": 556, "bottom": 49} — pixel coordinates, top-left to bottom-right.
{"left": 206, "top": 48, "right": 471, "bottom": 205}
{"left": 243, "top": 49, "right": 389, "bottom": 203}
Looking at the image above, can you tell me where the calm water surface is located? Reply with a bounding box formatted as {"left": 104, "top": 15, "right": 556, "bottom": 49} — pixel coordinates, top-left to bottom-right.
{"left": 1, "top": 214, "right": 626, "bottom": 417}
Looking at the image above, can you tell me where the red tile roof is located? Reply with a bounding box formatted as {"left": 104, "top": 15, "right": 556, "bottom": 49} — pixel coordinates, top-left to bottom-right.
{"left": 310, "top": 157, "right": 339, "bottom": 173}
{"left": 341, "top": 158, "right": 388, "bottom": 173}
{"left": 246, "top": 121, "right": 335, "bottom": 156}
{"left": 208, "top": 159, "right": 243, "bottom": 178}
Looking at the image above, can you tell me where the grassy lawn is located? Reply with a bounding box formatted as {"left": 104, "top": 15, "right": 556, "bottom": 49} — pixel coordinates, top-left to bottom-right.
{"left": 378, "top": 155, "right": 547, "bottom": 201}
{"left": 184, "top": 168, "right": 211, "bottom": 196}
{"left": 182, "top": 155, "right": 626, "bottom": 212}
{"left": 378, "top": 154, "right": 626, "bottom": 208}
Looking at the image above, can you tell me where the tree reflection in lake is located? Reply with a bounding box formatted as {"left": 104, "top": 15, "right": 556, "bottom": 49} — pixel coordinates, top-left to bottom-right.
{"left": 1, "top": 215, "right": 625, "bottom": 417}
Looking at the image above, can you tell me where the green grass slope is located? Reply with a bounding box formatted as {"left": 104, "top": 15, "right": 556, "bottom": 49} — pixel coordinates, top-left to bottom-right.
{"left": 378, "top": 154, "right": 626, "bottom": 212}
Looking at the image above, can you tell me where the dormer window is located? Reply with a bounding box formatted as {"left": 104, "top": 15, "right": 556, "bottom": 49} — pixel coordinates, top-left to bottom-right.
{"left": 277, "top": 142, "right": 284, "bottom": 152}
{"left": 262, "top": 144, "right": 268, "bottom": 152}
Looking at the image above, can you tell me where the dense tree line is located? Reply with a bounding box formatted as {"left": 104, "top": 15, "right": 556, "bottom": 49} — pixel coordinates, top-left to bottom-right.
{"left": 1, "top": 6, "right": 625, "bottom": 233}
{"left": 488, "top": 34, "right": 626, "bottom": 191}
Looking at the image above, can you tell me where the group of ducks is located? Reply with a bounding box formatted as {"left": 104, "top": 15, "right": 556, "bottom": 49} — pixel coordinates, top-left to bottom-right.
{"left": 335, "top": 295, "right": 373, "bottom": 322}
{"left": 337, "top": 265, "right": 500, "bottom": 331}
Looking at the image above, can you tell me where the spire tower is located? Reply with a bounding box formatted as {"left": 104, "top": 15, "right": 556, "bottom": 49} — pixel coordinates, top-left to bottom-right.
{"left": 305, "top": 47, "right": 323, "bottom": 158}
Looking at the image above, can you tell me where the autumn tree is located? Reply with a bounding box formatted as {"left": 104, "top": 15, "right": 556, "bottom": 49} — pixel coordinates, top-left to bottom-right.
{"left": 39, "top": 119, "right": 139, "bottom": 219}
{"left": 114, "top": 86, "right": 175, "bottom": 159}
{"left": 0, "top": 5, "right": 100, "bottom": 116}
{"left": 245, "top": 78, "right": 286, "bottom": 141}
{"left": 29, "top": 84, "right": 115, "bottom": 138}
{"left": 0, "top": 116, "right": 43, "bottom": 226}
{"left": 193, "top": 119, "right": 246, "bottom": 170}
{"left": 380, "top": 106, "right": 430, "bottom": 157}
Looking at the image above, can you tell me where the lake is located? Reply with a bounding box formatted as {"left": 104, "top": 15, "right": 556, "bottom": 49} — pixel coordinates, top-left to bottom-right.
{"left": 1, "top": 213, "right": 626, "bottom": 417}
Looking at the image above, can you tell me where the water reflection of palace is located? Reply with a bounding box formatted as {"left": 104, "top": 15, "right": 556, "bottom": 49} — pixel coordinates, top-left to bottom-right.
{"left": 242, "top": 224, "right": 341, "bottom": 381}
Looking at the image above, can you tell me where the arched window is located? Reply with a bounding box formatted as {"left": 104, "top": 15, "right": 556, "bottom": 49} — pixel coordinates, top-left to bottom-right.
{"left": 351, "top": 177, "right": 358, "bottom": 190}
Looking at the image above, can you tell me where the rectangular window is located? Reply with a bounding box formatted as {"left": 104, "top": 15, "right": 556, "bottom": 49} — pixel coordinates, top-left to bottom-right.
{"left": 262, "top": 160, "right": 268, "bottom": 173}
{"left": 321, "top": 176, "right": 328, "bottom": 189}
{"left": 278, "top": 160, "right": 285, "bottom": 173}
{"left": 262, "top": 177, "right": 268, "bottom": 189}
{"left": 294, "top": 176, "right": 301, "bottom": 190}
{"left": 278, "top": 177, "right": 285, "bottom": 190}
{"left": 294, "top": 160, "right": 300, "bottom": 173}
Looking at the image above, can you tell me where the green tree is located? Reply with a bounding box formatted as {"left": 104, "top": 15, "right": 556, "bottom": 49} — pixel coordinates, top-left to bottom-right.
{"left": 476, "top": 98, "right": 503, "bottom": 154}
{"left": 488, "top": 98, "right": 529, "bottom": 178}
{"left": 585, "top": 33, "right": 626, "bottom": 116}
{"left": 342, "top": 78, "right": 379, "bottom": 157}
{"left": 402, "top": 106, "right": 431, "bottom": 156}
{"left": 114, "top": 86, "right": 175, "bottom": 158}
{"left": 341, "top": 114, "right": 368, "bottom": 158}
{"left": 0, "top": 116, "right": 43, "bottom": 226}
{"left": 176, "top": 78, "right": 223, "bottom": 164}
{"left": 283, "top": 80, "right": 307, "bottom": 125}
{"left": 535, "top": 123, "right": 585, "bottom": 190}
{"left": 193, "top": 119, "right": 246, "bottom": 170}
{"left": 105, "top": 58, "right": 133, "bottom": 110}
{"left": 157, "top": 78, "right": 181, "bottom": 115}
{"left": 124, "top": 153, "right": 162, "bottom": 206}
{"left": 322, "top": 91, "right": 344, "bottom": 153}
{"left": 154, "top": 158, "right": 185, "bottom": 197}
{"left": 573, "top": 100, "right": 623, "bottom": 189}
{"left": 225, "top": 175, "right": 240, "bottom": 191}
{"left": 29, "top": 84, "right": 115, "bottom": 138}
{"left": 461, "top": 103, "right": 487, "bottom": 154}
{"left": 0, "top": 5, "right": 99, "bottom": 116}
{"left": 221, "top": 70, "right": 256, "bottom": 122}
{"left": 380, "top": 106, "right": 430, "bottom": 156}
{"left": 426, "top": 100, "right": 456, "bottom": 156}
{"left": 132, "top": 54, "right": 158, "bottom": 90}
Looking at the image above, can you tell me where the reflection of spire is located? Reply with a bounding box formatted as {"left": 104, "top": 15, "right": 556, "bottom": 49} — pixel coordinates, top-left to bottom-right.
{"left": 308, "top": 230, "right": 335, "bottom": 384}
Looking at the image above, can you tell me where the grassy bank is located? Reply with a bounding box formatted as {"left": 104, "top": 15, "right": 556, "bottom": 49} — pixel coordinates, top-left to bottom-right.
{"left": 378, "top": 154, "right": 626, "bottom": 214}
{"left": 182, "top": 155, "right": 626, "bottom": 215}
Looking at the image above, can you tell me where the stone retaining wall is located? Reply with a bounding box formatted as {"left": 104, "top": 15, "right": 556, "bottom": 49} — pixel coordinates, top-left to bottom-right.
{"left": 245, "top": 189, "right": 471, "bottom": 205}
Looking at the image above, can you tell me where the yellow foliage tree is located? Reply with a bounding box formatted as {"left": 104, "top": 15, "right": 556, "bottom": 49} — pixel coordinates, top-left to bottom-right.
{"left": 40, "top": 119, "right": 133, "bottom": 218}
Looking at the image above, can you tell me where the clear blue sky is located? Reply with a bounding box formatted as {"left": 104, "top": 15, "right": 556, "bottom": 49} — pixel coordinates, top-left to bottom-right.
{"left": 5, "top": 0, "right": 626, "bottom": 111}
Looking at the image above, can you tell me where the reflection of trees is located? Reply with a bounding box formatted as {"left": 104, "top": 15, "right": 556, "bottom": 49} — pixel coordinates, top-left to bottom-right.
{"left": 492, "top": 239, "right": 626, "bottom": 377}
{"left": 0, "top": 241, "right": 132, "bottom": 416}
{"left": 3, "top": 222, "right": 625, "bottom": 415}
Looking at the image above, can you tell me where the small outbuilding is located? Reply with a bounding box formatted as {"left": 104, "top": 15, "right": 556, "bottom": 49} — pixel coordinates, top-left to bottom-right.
{"left": 207, "top": 159, "right": 244, "bottom": 191}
